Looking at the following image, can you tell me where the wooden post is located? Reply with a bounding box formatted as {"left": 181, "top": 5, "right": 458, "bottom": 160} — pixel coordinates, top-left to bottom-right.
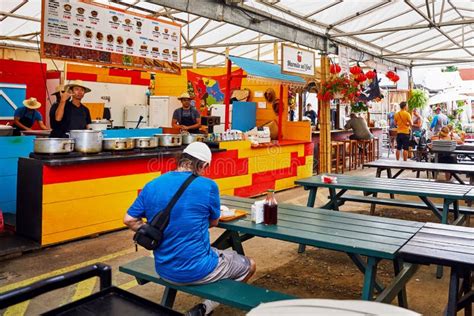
{"left": 273, "top": 42, "right": 278, "bottom": 64}
{"left": 319, "top": 54, "right": 331, "bottom": 174}
{"left": 278, "top": 84, "right": 283, "bottom": 141}
{"left": 192, "top": 49, "right": 197, "bottom": 69}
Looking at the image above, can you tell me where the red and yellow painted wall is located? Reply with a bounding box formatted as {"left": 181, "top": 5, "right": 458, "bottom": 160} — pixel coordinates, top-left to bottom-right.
{"left": 17, "top": 141, "right": 313, "bottom": 246}
{"left": 66, "top": 63, "right": 151, "bottom": 86}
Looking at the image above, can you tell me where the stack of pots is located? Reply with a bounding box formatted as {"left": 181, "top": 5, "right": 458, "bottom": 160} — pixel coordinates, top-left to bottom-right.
{"left": 68, "top": 130, "right": 103, "bottom": 153}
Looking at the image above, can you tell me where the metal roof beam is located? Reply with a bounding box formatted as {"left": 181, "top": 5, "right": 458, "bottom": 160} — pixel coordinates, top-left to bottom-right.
{"left": 382, "top": 45, "right": 474, "bottom": 57}
{"left": 328, "top": 0, "right": 392, "bottom": 30}
{"left": 329, "top": 19, "right": 474, "bottom": 37}
{"left": 0, "top": 11, "right": 40, "bottom": 22}
{"left": 404, "top": 0, "right": 472, "bottom": 56}
{"left": 390, "top": 56, "right": 473, "bottom": 62}
{"left": 145, "top": 0, "right": 336, "bottom": 54}
{"left": 303, "top": 1, "right": 343, "bottom": 18}
{"left": 0, "top": 0, "right": 27, "bottom": 22}
{"left": 189, "top": 39, "right": 281, "bottom": 49}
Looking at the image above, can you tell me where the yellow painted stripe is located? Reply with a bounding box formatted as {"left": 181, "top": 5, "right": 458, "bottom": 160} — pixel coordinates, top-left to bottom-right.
{"left": 67, "top": 64, "right": 108, "bottom": 75}
{"left": 0, "top": 248, "right": 134, "bottom": 293}
{"left": 119, "top": 280, "right": 138, "bottom": 290}
{"left": 71, "top": 279, "right": 96, "bottom": 301}
{"left": 43, "top": 172, "right": 161, "bottom": 204}
{"left": 214, "top": 174, "right": 252, "bottom": 191}
{"left": 248, "top": 152, "right": 292, "bottom": 174}
{"left": 4, "top": 301, "right": 29, "bottom": 316}
{"left": 97, "top": 74, "right": 131, "bottom": 84}
{"left": 274, "top": 176, "right": 298, "bottom": 191}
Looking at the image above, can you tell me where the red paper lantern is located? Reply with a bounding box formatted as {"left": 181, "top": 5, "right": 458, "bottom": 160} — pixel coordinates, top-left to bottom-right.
{"left": 330, "top": 64, "right": 341, "bottom": 74}
{"left": 366, "top": 70, "right": 376, "bottom": 80}
{"left": 356, "top": 73, "right": 367, "bottom": 83}
{"left": 386, "top": 70, "right": 396, "bottom": 80}
{"left": 391, "top": 74, "right": 400, "bottom": 83}
{"left": 350, "top": 66, "right": 362, "bottom": 75}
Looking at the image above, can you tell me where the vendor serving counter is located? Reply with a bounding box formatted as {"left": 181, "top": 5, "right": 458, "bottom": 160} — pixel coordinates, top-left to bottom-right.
{"left": 16, "top": 140, "right": 313, "bottom": 246}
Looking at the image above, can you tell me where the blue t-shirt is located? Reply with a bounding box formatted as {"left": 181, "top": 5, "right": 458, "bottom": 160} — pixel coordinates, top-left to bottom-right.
{"left": 128, "top": 171, "right": 221, "bottom": 283}
{"left": 14, "top": 106, "right": 43, "bottom": 122}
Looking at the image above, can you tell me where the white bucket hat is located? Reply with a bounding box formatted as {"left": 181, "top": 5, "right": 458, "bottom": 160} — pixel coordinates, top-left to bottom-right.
{"left": 183, "top": 142, "right": 212, "bottom": 164}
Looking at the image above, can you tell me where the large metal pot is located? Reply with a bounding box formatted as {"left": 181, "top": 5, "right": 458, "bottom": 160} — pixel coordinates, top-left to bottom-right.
{"left": 68, "top": 130, "right": 103, "bottom": 153}
{"left": 103, "top": 138, "right": 135, "bottom": 151}
{"left": 0, "top": 125, "right": 13, "bottom": 136}
{"left": 181, "top": 133, "right": 205, "bottom": 145}
{"left": 34, "top": 138, "right": 75, "bottom": 154}
{"left": 132, "top": 136, "right": 159, "bottom": 149}
{"left": 155, "top": 134, "right": 182, "bottom": 147}
{"left": 88, "top": 120, "right": 111, "bottom": 131}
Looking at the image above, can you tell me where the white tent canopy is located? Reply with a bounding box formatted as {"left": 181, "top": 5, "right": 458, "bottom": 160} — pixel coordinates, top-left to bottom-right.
{"left": 428, "top": 90, "right": 470, "bottom": 105}
{"left": 1, "top": 0, "right": 473, "bottom": 68}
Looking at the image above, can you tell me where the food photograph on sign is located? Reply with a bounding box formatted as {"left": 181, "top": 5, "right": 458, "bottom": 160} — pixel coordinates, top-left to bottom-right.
{"left": 41, "top": 0, "right": 181, "bottom": 74}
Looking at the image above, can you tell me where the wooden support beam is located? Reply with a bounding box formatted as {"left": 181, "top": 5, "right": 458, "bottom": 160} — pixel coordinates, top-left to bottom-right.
{"left": 319, "top": 55, "right": 331, "bottom": 174}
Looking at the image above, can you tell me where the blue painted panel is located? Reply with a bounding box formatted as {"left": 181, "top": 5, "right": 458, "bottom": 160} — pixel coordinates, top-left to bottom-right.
{"left": 0, "top": 175, "right": 16, "bottom": 203}
{"left": 0, "top": 136, "right": 34, "bottom": 216}
{"left": 0, "top": 83, "right": 27, "bottom": 119}
{"left": 0, "top": 158, "right": 19, "bottom": 177}
{"left": 0, "top": 201, "right": 16, "bottom": 215}
{"left": 0, "top": 136, "right": 35, "bottom": 158}
{"left": 103, "top": 128, "right": 163, "bottom": 138}
{"left": 232, "top": 102, "right": 257, "bottom": 132}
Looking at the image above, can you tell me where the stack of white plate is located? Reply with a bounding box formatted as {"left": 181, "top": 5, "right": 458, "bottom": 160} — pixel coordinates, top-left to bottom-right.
{"left": 431, "top": 140, "right": 457, "bottom": 151}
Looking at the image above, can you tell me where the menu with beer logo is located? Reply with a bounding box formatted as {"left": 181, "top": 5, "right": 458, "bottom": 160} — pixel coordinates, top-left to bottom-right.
{"left": 41, "top": 0, "right": 181, "bottom": 74}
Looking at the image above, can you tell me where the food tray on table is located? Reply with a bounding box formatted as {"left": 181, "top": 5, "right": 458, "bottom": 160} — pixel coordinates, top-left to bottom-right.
{"left": 220, "top": 210, "right": 248, "bottom": 222}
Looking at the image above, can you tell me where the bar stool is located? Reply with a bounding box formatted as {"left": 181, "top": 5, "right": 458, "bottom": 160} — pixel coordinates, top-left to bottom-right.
{"left": 372, "top": 137, "right": 380, "bottom": 160}
{"left": 357, "top": 139, "right": 373, "bottom": 165}
{"left": 342, "top": 139, "right": 358, "bottom": 171}
{"left": 331, "top": 141, "right": 345, "bottom": 174}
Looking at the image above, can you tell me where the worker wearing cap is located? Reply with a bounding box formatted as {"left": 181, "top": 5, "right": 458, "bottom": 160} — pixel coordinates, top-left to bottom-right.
{"left": 124, "top": 142, "right": 256, "bottom": 316}
{"left": 172, "top": 92, "right": 201, "bottom": 133}
{"left": 430, "top": 106, "right": 449, "bottom": 134}
{"left": 12, "top": 97, "right": 49, "bottom": 136}
{"left": 50, "top": 80, "right": 92, "bottom": 138}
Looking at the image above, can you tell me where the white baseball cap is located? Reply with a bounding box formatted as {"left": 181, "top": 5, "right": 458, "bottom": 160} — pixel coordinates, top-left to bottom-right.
{"left": 183, "top": 142, "right": 212, "bottom": 164}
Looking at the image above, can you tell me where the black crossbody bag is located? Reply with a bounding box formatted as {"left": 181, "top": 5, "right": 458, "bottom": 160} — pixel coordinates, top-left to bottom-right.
{"left": 133, "top": 174, "right": 197, "bottom": 251}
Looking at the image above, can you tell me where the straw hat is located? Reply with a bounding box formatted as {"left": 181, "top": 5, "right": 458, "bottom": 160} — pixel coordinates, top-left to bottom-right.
{"left": 231, "top": 89, "right": 250, "bottom": 101}
{"left": 64, "top": 80, "right": 91, "bottom": 93}
{"left": 22, "top": 97, "right": 41, "bottom": 109}
{"left": 438, "top": 126, "right": 449, "bottom": 138}
{"left": 177, "top": 92, "right": 192, "bottom": 100}
{"left": 51, "top": 84, "right": 65, "bottom": 96}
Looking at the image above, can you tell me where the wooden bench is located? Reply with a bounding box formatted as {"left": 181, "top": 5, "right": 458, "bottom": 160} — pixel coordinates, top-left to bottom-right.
{"left": 119, "top": 257, "right": 296, "bottom": 311}
{"left": 338, "top": 194, "right": 473, "bottom": 226}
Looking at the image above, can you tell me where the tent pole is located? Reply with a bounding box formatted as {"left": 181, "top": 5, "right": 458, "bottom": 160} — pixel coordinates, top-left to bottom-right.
{"left": 224, "top": 58, "right": 231, "bottom": 130}
{"left": 319, "top": 54, "right": 331, "bottom": 174}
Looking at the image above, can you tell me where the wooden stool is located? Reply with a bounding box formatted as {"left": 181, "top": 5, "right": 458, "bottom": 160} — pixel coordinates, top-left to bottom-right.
{"left": 342, "top": 139, "right": 358, "bottom": 171}
{"left": 357, "top": 139, "right": 373, "bottom": 165}
{"left": 372, "top": 137, "right": 379, "bottom": 160}
{"left": 331, "top": 141, "right": 345, "bottom": 174}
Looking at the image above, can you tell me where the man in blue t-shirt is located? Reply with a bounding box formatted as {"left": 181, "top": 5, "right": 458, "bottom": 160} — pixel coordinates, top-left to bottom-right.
{"left": 12, "top": 97, "right": 49, "bottom": 135}
{"left": 124, "top": 142, "right": 256, "bottom": 316}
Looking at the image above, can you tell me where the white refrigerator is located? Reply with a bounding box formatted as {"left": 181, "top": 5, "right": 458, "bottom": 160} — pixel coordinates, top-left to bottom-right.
{"left": 210, "top": 103, "right": 232, "bottom": 133}
{"left": 124, "top": 105, "right": 148, "bottom": 129}
{"left": 148, "top": 96, "right": 182, "bottom": 128}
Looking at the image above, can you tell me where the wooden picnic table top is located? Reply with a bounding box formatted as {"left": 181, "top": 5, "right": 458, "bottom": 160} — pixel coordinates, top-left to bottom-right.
{"left": 430, "top": 149, "right": 474, "bottom": 155}
{"left": 398, "top": 223, "right": 474, "bottom": 269}
{"left": 219, "top": 196, "right": 424, "bottom": 260}
{"left": 295, "top": 174, "right": 474, "bottom": 200}
{"left": 363, "top": 159, "right": 474, "bottom": 174}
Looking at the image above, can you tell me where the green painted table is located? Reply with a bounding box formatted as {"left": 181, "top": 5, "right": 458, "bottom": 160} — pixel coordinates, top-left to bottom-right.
{"left": 214, "top": 196, "right": 424, "bottom": 307}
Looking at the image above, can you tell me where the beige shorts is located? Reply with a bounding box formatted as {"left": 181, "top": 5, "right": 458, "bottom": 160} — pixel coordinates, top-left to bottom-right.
{"left": 165, "top": 248, "right": 251, "bottom": 286}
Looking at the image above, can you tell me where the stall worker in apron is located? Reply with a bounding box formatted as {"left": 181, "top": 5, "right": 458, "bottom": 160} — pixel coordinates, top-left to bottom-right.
{"left": 50, "top": 80, "right": 92, "bottom": 138}
{"left": 13, "top": 97, "right": 49, "bottom": 135}
{"left": 172, "top": 92, "right": 202, "bottom": 133}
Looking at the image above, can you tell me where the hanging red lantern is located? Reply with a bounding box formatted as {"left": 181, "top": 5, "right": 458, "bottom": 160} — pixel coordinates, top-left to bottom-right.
{"left": 365, "top": 70, "right": 376, "bottom": 80}
{"left": 391, "top": 74, "right": 400, "bottom": 83}
{"left": 330, "top": 64, "right": 341, "bottom": 74}
{"left": 386, "top": 70, "right": 396, "bottom": 80}
{"left": 350, "top": 66, "right": 362, "bottom": 75}
{"left": 355, "top": 73, "right": 367, "bottom": 83}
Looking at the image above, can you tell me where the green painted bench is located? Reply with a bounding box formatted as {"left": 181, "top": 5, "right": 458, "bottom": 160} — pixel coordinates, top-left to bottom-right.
{"left": 119, "top": 257, "right": 296, "bottom": 311}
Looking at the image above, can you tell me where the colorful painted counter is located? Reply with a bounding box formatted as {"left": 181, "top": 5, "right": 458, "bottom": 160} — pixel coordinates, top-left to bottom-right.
{"left": 16, "top": 140, "right": 313, "bottom": 246}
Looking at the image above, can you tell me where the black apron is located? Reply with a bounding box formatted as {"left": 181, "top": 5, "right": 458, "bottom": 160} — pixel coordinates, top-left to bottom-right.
{"left": 180, "top": 108, "right": 200, "bottom": 134}
{"left": 13, "top": 109, "right": 35, "bottom": 136}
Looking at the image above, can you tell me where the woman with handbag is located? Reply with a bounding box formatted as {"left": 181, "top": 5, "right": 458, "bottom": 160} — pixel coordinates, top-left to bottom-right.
{"left": 124, "top": 142, "right": 256, "bottom": 316}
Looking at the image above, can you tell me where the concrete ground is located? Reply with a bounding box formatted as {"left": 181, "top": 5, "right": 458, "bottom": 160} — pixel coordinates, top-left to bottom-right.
{"left": 0, "top": 162, "right": 472, "bottom": 315}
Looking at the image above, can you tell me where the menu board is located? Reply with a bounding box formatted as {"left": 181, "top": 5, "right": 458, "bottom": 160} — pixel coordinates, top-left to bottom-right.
{"left": 41, "top": 0, "right": 181, "bottom": 74}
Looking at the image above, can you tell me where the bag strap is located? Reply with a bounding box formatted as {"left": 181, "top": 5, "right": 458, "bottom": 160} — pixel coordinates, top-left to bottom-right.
{"left": 149, "top": 174, "right": 197, "bottom": 228}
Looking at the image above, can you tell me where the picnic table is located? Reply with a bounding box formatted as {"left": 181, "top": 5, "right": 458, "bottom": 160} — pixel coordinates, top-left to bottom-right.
{"left": 214, "top": 196, "right": 424, "bottom": 306}
{"left": 398, "top": 223, "right": 474, "bottom": 316}
{"left": 363, "top": 159, "right": 474, "bottom": 185}
{"left": 430, "top": 148, "right": 474, "bottom": 164}
{"left": 295, "top": 174, "right": 474, "bottom": 226}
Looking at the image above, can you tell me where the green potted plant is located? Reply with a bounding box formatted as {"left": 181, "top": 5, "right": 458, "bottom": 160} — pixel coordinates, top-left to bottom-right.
{"left": 407, "top": 89, "right": 428, "bottom": 111}
{"left": 351, "top": 101, "right": 369, "bottom": 113}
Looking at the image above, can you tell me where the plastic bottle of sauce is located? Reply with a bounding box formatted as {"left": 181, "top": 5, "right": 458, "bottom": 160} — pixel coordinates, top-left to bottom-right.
{"left": 263, "top": 189, "right": 278, "bottom": 225}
